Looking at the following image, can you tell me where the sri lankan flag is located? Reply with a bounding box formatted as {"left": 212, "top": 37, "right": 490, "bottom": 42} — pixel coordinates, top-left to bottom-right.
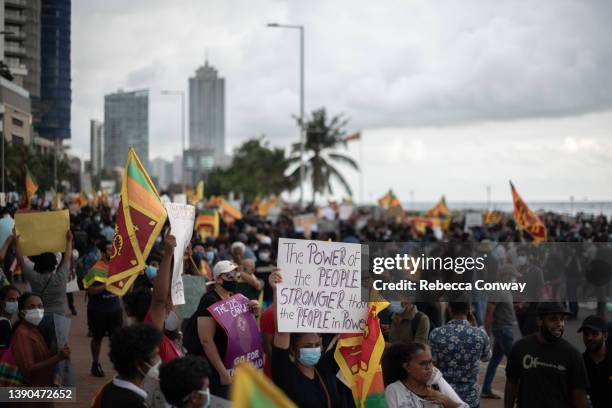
{"left": 230, "top": 362, "right": 296, "bottom": 408}
{"left": 335, "top": 300, "right": 388, "bottom": 408}
{"left": 196, "top": 209, "right": 219, "bottom": 240}
{"left": 78, "top": 191, "right": 89, "bottom": 207}
{"left": 82, "top": 260, "right": 109, "bottom": 288}
{"left": 220, "top": 198, "right": 242, "bottom": 222}
{"left": 510, "top": 181, "right": 547, "bottom": 242}
{"left": 22, "top": 166, "right": 38, "bottom": 208}
{"left": 427, "top": 196, "right": 450, "bottom": 217}
{"left": 377, "top": 190, "right": 401, "bottom": 209}
{"left": 105, "top": 148, "right": 167, "bottom": 296}
{"left": 483, "top": 211, "right": 502, "bottom": 225}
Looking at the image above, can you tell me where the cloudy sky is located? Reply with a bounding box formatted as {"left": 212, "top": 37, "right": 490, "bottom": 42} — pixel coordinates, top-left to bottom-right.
{"left": 72, "top": 0, "right": 612, "bottom": 202}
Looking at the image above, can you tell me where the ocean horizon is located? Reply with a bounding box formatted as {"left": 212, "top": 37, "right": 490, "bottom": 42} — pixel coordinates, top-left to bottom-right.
{"left": 402, "top": 201, "right": 612, "bottom": 216}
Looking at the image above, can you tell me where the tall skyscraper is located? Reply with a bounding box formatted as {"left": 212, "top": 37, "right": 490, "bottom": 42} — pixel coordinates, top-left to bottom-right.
{"left": 36, "top": 0, "right": 70, "bottom": 141}
{"left": 189, "top": 60, "right": 225, "bottom": 159}
{"left": 1, "top": 0, "right": 31, "bottom": 86}
{"left": 90, "top": 119, "right": 103, "bottom": 176}
{"left": 104, "top": 89, "right": 149, "bottom": 171}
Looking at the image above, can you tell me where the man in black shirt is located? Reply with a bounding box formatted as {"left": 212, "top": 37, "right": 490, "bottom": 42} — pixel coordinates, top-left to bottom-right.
{"left": 504, "top": 302, "right": 589, "bottom": 408}
{"left": 579, "top": 315, "right": 612, "bottom": 408}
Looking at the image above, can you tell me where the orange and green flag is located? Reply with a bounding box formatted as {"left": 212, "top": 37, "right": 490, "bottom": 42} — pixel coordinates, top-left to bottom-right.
{"left": 105, "top": 148, "right": 167, "bottom": 296}
{"left": 510, "top": 181, "right": 547, "bottom": 242}
{"left": 22, "top": 166, "right": 38, "bottom": 208}
{"left": 82, "top": 260, "right": 109, "bottom": 288}
{"left": 335, "top": 299, "right": 389, "bottom": 408}
{"left": 377, "top": 190, "right": 401, "bottom": 209}
{"left": 196, "top": 209, "right": 219, "bottom": 240}
{"left": 427, "top": 195, "right": 450, "bottom": 217}
{"left": 230, "top": 362, "right": 296, "bottom": 408}
{"left": 78, "top": 191, "right": 89, "bottom": 207}
{"left": 220, "top": 198, "right": 242, "bottom": 221}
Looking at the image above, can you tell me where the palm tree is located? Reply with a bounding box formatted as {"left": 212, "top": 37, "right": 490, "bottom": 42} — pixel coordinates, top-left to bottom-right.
{"left": 287, "top": 108, "right": 359, "bottom": 204}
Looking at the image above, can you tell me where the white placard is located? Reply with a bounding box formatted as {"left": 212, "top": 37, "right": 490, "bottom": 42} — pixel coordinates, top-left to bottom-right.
{"left": 165, "top": 203, "right": 195, "bottom": 305}
{"left": 465, "top": 212, "right": 483, "bottom": 228}
{"left": 173, "top": 194, "right": 187, "bottom": 204}
{"left": 66, "top": 276, "right": 79, "bottom": 293}
{"left": 276, "top": 238, "right": 367, "bottom": 333}
{"left": 338, "top": 204, "right": 354, "bottom": 221}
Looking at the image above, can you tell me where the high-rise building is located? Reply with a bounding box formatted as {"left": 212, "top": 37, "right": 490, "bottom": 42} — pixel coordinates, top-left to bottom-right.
{"left": 104, "top": 89, "right": 149, "bottom": 171}
{"left": 189, "top": 60, "right": 225, "bottom": 159}
{"left": 90, "top": 119, "right": 103, "bottom": 176}
{"left": 151, "top": 157, "right": 172, "bottom": 190}
{"left": 36, "top": 0, "right": 70, "bottom": 141}
{"left": 1, "top": 0, "right": 30, "bottom": 86}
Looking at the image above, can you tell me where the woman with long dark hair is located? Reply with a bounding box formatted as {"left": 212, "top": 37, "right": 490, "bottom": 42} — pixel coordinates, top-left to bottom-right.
{"left": 382, "top": 343, "right": 467, "bottom": 408}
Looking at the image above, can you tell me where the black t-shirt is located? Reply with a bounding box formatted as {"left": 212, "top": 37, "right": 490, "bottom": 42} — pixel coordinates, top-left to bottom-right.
{"left": 506, "top": 334, "right": 589, "bottom": 408}
{"left": 582, "top": 349, "right": 612, "bottom": 408}
{"left": 271, "top": 345, "right": 344, "bottom": 408}
{"left": 99, "top": 382, "right": 146, "bottom": 407}
{"left": 183, "top": 291, "right": 227, "bottom": 361}
{"left": 0, "top": 318, "right": 11, "bottom": 349}
{"left": 87, "top": 282, "right": 122, "bottom": 312}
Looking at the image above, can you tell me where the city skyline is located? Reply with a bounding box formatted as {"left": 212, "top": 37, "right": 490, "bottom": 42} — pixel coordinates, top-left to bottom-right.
{"left": 71, "top": 0, "right": 612, "bottom": 201}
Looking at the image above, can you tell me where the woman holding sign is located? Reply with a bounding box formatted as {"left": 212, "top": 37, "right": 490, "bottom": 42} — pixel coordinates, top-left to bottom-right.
{"left": 268, "top": 269, "right": 343, "bottom": 408}
{"left": 183, "top": 260, "right": 260, "bottom": 399}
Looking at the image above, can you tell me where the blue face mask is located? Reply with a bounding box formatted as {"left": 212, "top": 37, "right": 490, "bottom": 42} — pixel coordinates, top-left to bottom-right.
{"left": 388, "top": 301, "right": 404, "bottom": 314}
{"left": 205, "top": 251, "right": 215, "bottom": 264}
{"left": 298, "top": 347, "right": 321, "bottom": 367}
{"left": 193, "top": 252, "right": 205, "bottom": 264}
{"left": 4, "top": 301, "right": 18, "bottom": 315}
{"left": 145, "top": 266, "right": 158, "bottom": 279}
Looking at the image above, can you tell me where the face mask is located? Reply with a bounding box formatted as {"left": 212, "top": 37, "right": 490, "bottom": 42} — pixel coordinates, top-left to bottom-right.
{"left": 4, "top": 301, "right": 18, "bottom": 315}
{"left": 24, "top": 308, "right": 44, "bottom": 326}
{"left": 145, "top": 266, "right": 158, "bottom": 280}
{"left": 388, "top": 301, "right": 404, "bottom": 314}
{"left": 298, "top": 347, "right": 321, "bottom": 367}
{"left": 197, "top": 388, "right": 210, "bottom": 408}
{"left": 141, "top": 358, "right": 161, "bottom": 380}
{"left": 164, "top": 310, "right": 180, "bottom": 332}
{"left": 193, "top": 252, "right": 205, "bottom": 264}
{"left": 221, "top": 279, "right": 237, "bottom": 292}
{"left": 258, "top": 252, "right": 270, "bottom": 262}
{"left": 205, "top": 251, "right": 215, "bottom": 264}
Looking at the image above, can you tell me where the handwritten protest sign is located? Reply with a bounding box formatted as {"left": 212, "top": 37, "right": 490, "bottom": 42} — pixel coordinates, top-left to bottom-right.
{"left": 165, "top": 203, "right": 195, "bottom": 305}
{"left": 208, "top": 294, "right": 264, "bottom": 376}
{"left": 276, "top": 238, "right": 367, "bottom": 333}
{"left": 15, "top": 210, "right": 69, "bottom": 256}
{"left": 465, "top": 212, "right": 483, "bottom": 228}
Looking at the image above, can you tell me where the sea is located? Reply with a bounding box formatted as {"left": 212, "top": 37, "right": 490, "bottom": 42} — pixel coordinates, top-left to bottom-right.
{"left": 404, "top": 201, "right": 612, "bottom": 217}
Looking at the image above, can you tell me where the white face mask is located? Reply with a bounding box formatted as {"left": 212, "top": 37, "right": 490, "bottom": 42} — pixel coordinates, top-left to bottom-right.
{"left": 4, "top": 301, "right": 18, "bottom": 315}
{"left": 164, "top": 310, "right": 180, "bottom": 332}
{"left": 24, "top": 308, "right": 44, "bottom": 326}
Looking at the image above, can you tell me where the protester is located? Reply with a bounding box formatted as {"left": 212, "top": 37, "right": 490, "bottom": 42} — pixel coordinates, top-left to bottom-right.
{"left": 481, "top": 265, "right": 518, "bottom": 399}
{"left": 579, "top": 315, "right": 611, "bottom": 408}
{"left": 85, "top": 240, "right": 123, "bottom": 377}
{"left": 388, "top": 297, "right": 431, "bottom": 345}
{"left": 12, "top": 292, "right": 71, "bottom": 386}
{"left": 504, "top": 302, "right": 589, "bottom": 408}
{"left": 159, "top": 356, "right": 211, "bottom": 408}
{"left": 92, "top": 324, "right": 162, "bottom": 407}
{"left": 268, "top": 268, "right": 344, "bottom": 408}
{"left": 183, "top": 259, "right": 258, "bottom": 398}
{"left": 383, "top": 342, "right": 468, "bottom": 408}
{"left": 429, "top": 302, "right": 490, "bottom": 408}
{"left": 0, "top": 285, "right": 20, "bottom": 357}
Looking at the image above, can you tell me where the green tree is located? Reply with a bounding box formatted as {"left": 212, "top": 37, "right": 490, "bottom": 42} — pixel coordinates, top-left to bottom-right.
{"left": 287, "top": 108, "right": 359, "bottom": 204}
{"left": 3, "top": 142, "right": 74, "bottom": 192}
{"left": 206, "top": 137, "right": 294, "bottom": 202}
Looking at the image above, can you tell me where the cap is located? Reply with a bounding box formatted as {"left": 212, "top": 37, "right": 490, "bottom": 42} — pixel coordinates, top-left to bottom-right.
{"left": 213, "top": 260, "right": 238, "bottom": 279}
{"left": 536, "top": 302, "right": 571, "bottom": 317}
{"left": 578, "top": 315, "right": 607, "bottom": 333}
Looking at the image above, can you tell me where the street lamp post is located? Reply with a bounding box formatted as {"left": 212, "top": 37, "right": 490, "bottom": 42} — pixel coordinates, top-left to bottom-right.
{"left": 161, "top": 90, "right": 186, "bottom": 192}
{"left": 267, "top": 22, "right": 305, "bottom": 207}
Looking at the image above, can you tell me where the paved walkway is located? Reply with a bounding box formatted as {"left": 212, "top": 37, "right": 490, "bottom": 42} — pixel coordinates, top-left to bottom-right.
{"left": 56, "top": 291, "right": 604, "bottom": 408}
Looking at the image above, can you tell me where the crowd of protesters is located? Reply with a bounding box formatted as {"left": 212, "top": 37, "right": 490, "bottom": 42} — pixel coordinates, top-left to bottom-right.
{"left": 0, "top": 199, "right": 610, "bottom": 408}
